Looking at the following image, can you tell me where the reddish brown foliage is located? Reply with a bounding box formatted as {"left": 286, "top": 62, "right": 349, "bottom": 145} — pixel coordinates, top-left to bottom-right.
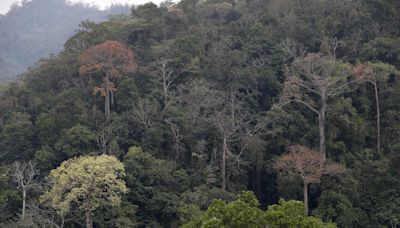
{"left": 274, "top": 144, "right": 344, "bottom": 214}
{"left": 78, "top": 40, "right": 137, "bottom": 118}
{"left": 78, "top": 40, "right": 137, "bottom": 78}
{"left": 274, "top": 144, "right": 344, "bottom": 185}
{"left": 353, "top": 63, "right": 375, "bottom": 81}
{"left": 92, "top": 79, "right": 117, "bottom": 97}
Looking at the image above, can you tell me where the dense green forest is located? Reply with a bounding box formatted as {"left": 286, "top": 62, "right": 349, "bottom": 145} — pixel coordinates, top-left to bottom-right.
{"left": 1, "top": 0, "right": 400, "bottom": 227}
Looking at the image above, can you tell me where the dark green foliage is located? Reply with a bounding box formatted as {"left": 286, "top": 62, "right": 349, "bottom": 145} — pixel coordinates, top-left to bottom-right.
{"left": 361, "top": 37, "right": 400, "bottom": 67}
{"left": 313, "top": 191, "right": 360, "bottom": 227}
{"left": 326, "top": 98, "right": 368, "bottom": 159}
{"left": 55, "top": 124, "right": 97, "bottom": 157}
{"left": 353, "top": 159, "right": 400, "bottom": 227}
{"left": 0, "top": 0, "right": 399, "bottom": 226}
{"left": 0, "top": 171, "right": 20, "bottom": 222}
{"left": 0, "top": 120, "right": 36, "bottom": 162}
{"left": 123, "top": 146, "right": 190, "bottom": 227}
{"left": 93, "top": 201, "right": 138, "bottom": 228}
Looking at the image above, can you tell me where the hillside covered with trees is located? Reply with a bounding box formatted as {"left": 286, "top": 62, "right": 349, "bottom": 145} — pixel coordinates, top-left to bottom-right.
{"left": 1, "top": 0, "right": 400, "bottom": 227}
{"left": 0, "top": 0, "right": 129, "bottom": 80}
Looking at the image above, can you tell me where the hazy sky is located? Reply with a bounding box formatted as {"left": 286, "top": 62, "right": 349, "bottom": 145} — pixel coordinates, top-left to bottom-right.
{"left": 0, "top": 0, "right": 165, "bottom": 14}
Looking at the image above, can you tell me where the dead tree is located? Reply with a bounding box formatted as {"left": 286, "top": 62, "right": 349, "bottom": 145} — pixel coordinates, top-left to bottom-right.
{"left": 176, "top": 79, "right": 220, "bottom": 164}
{"left": 157, "top": 60, "right": 181, "bottom": 108}
{"left": 132, "top": 97, "right": 159, "bottom": 131}
{"left": 281, "top": 38, "right": 306, "bottom": 61}
{"left": 96, "top": 124, "right": 119, "bottom": 154}
{"left": 9, "top": 161, "right": 38, "bottom": 220}
{"left": 165, "top": 118, "right": 185, "bottom": 161}
{"left": 23, "top": 200, "right": 78, "bottom": 228}
{"left": 213, "top": 90, "right": 268, "bottom": 191}
{"left": 276, "top": 53, "right": 355, "bottom": 160}
{"left": 212, "top": 91, "right": 244, "bottom": 191}
{"left": 177, "top": 80, "right": 270, "bottom": 190}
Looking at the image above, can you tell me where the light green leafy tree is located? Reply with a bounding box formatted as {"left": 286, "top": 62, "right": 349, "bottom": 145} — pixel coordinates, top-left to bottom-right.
{"left": 181, "top": 191, "right": 336, "bottom": 228}
{"left": 40, "top": 155, "right": 128, "bottom": 228}
{"left": 181, "top": 191, "right": 267, "bottom": 228}
{"left": 265, "top": 199, "right": 336, "bottom": 228}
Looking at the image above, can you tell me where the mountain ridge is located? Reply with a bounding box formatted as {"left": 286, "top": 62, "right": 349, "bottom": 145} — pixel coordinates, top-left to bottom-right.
{"left": 0, "top": 0, "right": 130, "bottom": 80}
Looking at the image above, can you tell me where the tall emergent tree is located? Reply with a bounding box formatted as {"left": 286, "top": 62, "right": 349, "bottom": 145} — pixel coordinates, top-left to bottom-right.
{"left": 277, "top": 53, "right": 353, "bottom": 160}
{"left": 40, "top": 155, "right": 128, "bottom": 228}
{"left": 79, "top": 40, "right": 137, "bottom": 118}
{"left": 353, "top": 62, "right": 397, "bottom": 154}
{"left": 274, "top": 145, "right": 344, "bottom": 215}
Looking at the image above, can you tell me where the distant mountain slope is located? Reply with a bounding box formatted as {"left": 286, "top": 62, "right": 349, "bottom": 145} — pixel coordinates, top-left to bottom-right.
{"left": 0, "top": 0, "right": 130, "bottom": 80}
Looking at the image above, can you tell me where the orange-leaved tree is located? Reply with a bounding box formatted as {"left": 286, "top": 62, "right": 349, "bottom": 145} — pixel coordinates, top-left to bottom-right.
{"left": 79, "top": 41, "right": 137, "bottom": 118}
{"left": 273, "top": 144, "right": 344, "bottom": 215}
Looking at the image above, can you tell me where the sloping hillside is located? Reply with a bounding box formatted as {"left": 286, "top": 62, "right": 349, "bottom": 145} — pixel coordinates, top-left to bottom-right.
{"left": 0, "top": 0, "right": 129, "bottom": 80}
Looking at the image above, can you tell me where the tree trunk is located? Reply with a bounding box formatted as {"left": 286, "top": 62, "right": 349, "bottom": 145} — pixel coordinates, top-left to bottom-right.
{"left": 85, "top": 211, "right": 93, "bottom": 228}
{"left": 390, "top": 220, "right": 396, "bottom": 228}
{"left": 105, "top": 75, "right": 111, "bottom": 119}
{"left": 373, "top": 81, "right": 380, "bottom": 154}
{"left": 163, "top": 81, "right": 168, "bottom": 108}
{"left": 303, "top": 182, "right": 308, "bottom": 215}
{"left": 318, "top": 106, "right": 326, "bottom": 161}
{"left": 255, "top": 151, "right": 263, "bottom": 197}
{"left": 221, "top": 136, "right": 227, "bottom": 191}
{"left": 21, "top": 188, "right": 26, "bottom": 220}
{"left": 61, "top": 216, "right": 65, "bottom": 228}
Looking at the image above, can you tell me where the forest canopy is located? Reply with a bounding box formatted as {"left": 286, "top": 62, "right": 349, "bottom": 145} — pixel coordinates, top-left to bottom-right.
{"left": 0, "top": 0, "right": 400, "bottom": 227}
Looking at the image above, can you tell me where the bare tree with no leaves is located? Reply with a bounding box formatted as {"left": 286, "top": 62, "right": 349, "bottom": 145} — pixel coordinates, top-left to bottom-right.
{"left": 157, "top": 60, "right": 182, "bottom": 109}
{"left": 132, "top": 97, "right": 160, "bottom": 132}
{"left": 20, "top": 200, "right": 79, "bottom": 228}
{"left": 276, "top": 53, "right": 355, "bottom": 160}
{"left": 165, "top": 118, "right": 185, "bottom": 161}
{"left": 177, "top": 80, "right": 270, "bottom": 191}
{"left": 96, "top": 124, "right": 119, "bottom": 154}
{"left": 9, "top": 161, "right": 38, "bottom": 220}
{"left": 213, "top": 90, "right": 268, "bottom": 191}
{"left": 273, "top": 145, "right": 344, "bottom": 215}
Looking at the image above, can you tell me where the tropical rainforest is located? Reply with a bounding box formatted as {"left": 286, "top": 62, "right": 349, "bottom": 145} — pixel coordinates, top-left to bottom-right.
{"left": 0, "top": 0, "right": 400, "bottom": 227}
